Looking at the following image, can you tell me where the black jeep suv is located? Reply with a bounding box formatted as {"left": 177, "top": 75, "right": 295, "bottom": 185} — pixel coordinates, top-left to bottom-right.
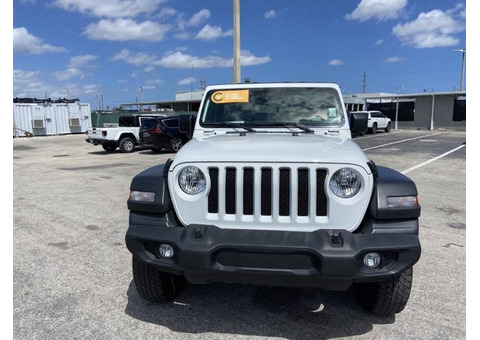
{"left": 139, "top": 116, "right": 190, "bottom": 153}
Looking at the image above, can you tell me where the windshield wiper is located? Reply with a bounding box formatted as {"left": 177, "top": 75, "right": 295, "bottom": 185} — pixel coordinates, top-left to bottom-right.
{"left": 250, "top": 122, "right": 314, "bottom": 133}
{"left": 205, "top": 122, "right": 257, "bottom": 132}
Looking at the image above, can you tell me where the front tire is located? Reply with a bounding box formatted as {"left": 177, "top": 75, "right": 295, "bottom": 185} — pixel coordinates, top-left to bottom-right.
{"left": 132, "top": 256, "right": 184, "bottom": 303}
{"left": 119, "top": 137, "right": 135, "bottom": 153}
{"left": 385, "top": 122, "right": 392, "bottom": 132}
{"left": 355, "top": 267, "right": 413, "bottom": 316}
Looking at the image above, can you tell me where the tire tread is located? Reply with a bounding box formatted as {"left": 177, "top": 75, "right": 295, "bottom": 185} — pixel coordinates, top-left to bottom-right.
{"left": 132, "top": 256, "right": 180, "bottom": 303}
{"left": 356, "top": 267, "right": 413, "bottom": 316}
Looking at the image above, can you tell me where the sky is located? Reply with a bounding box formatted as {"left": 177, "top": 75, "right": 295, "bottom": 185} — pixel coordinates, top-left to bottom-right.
{"left": 11, "top": 0, "right": 469, "bottom": 111}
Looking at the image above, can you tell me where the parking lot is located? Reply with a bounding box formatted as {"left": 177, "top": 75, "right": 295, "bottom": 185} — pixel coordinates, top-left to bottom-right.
{"left": 13, "top": 128, "right": 466, "bottom": 340}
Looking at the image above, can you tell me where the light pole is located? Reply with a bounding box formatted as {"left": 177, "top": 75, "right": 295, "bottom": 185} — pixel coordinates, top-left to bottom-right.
{"left": 95, "top": 93, "right": 102, "bottom": 126}
{"left": 96, "top": 93, "right": 101, "bottom": 111}
{"left": 454, "top": 48, "right": 466, "bottom": 91}
{"left": 139, "top": 87, "right": 143, "bottom": 112}
{"left": 233, "top": 0, "right": 241, "bottom": 83}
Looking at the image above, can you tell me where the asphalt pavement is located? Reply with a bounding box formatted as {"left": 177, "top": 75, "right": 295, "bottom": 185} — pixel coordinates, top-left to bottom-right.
{"left": 13, "top": 128, "right": 467, "bottom": 340}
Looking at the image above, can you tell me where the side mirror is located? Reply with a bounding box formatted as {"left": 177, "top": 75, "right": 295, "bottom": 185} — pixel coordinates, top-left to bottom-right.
{"left": 348, "top": 112, "right": 368, "bottom": 138}
{"left": 179, "top": 114, "right": 196, "bottom": 139}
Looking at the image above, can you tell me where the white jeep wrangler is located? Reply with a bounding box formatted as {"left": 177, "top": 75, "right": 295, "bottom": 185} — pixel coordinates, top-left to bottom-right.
{"left": 126, "top": 83, "right": 421, "bottom": 316}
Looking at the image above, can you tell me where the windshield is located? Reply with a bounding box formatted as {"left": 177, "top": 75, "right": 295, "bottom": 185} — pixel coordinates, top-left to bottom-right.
{"left": 200, "top": 87, "right": 345, "bottom": 128}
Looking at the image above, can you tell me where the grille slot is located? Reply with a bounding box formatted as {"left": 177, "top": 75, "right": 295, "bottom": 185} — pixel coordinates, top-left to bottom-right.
{"left": 316, "top": 169, "right": 328, "bottom": 216}
{"left": 243, "top": 168, "right": 254, "bottom": 215}
{"left": 225, "top": 168, "right": 236, "bottom": 214}
{"left": 279, "top": 168, "right": 290, "bottom": 216}
{"left": 297, "top": 169, "right": 309, "bottom": 216}
{"left": 208, "top": 168, "right": 219, "bottom": 213}
{"left": 207, "top": 165, "right": 328, "bottom": 221}
{"left": 261, "top": 168, "right": 272, "bottom": 216}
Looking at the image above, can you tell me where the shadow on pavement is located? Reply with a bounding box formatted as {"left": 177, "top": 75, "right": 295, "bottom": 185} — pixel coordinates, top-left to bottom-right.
{"left": 125, "top": 280, "right": 394, "bottom": 339}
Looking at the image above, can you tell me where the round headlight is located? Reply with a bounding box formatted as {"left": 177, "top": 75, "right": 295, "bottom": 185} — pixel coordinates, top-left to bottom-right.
{"left": 329, "top": 168, "right": 362, "bottom": 198}
{"left": 178, "top": 166, "right": 206, "bottom": 195}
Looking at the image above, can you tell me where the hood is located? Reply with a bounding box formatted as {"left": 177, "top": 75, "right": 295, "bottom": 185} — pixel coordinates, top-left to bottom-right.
{"left": 172, "top": 133, "right": 370, "bottom": 171}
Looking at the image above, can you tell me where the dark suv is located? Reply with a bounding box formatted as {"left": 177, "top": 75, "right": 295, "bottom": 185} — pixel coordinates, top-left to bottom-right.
{"left": 139, "top": 116, "right": 190, "bottom": 153}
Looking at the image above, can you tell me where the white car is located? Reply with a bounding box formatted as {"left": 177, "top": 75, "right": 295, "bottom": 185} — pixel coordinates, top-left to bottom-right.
{"left": 366, "top": 110, "right": 392, "bottom": 134}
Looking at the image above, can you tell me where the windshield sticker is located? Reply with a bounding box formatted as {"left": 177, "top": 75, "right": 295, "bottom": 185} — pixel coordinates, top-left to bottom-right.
{"left": 211, "top": 90, "right": 249, "bottom": 104}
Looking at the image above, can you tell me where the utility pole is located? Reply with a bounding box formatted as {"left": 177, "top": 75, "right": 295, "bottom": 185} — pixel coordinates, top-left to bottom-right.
{"left": 454, "top": 48, "right": 466, "bottom": 91}
{"left": 233, "top": 0, "right": 241, "bottom": 83}
{"left": 139, "top": 87, "right": 143, "bottom": 112}
{"left": 362, "top": 72, "right": 366, "bottom": 93}
{"left": 191, "top": 63, "right": 194, "bottom": 99}
{"left": 96, "top": 93, "right": 101, "bottom": 111}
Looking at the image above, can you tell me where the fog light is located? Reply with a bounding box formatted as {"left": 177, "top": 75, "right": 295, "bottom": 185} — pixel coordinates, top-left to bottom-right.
{"left": 159, "top": 244, "right": 174, "bottom": 259}
{"left": 363, "top": 252, "right": 382, "bottom": 268}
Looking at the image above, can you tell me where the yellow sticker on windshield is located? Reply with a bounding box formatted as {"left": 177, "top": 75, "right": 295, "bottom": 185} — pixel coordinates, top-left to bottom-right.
{"left": 211, "top": 90, "right": 249, "bottom": 104}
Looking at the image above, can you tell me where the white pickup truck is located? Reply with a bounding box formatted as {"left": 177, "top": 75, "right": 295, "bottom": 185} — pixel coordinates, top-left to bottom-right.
{"left": 86, "top": 114, "right": 165, "bottom": 153}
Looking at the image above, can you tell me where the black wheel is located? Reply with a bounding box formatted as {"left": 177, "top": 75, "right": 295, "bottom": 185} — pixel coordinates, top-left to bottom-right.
{"left": 371, "top": 123, "right": 377, "bottom": 134}
{"left": 132, "top": 256, "right": 184, "bottom": 303}
{"left": 102, "top": 144, "right": 117, "bottom": 152}
{"left": 170, "top": 137, "right": 184, "bottom": 153}
{"left": 355, "top": 267, "right": 413, "bottom": 316}
{"left": 385, "top": 122, "right": 392, "bottom": 132}
{"left": 119, "top": 137, "right": 135, "bottom": 153}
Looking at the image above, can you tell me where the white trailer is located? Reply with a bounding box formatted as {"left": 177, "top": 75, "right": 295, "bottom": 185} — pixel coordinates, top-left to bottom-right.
{"left": 13, "top": 102, "right": 92, "bottom": 137}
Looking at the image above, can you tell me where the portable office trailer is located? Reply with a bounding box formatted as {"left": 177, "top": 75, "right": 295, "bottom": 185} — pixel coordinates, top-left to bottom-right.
{"left": 13, "top": 102, "right": 92, "bottom": 137}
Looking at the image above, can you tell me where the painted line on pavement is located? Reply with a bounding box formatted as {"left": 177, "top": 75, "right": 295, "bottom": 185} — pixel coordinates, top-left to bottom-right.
{"left": 401, "top": 144, "right": 466, "bottom": 175}
{"left": 356, "top": 130, "right": 401, "bottom": 140}
{"left": 362, "top": 133, "right": 443, "bottom": 151}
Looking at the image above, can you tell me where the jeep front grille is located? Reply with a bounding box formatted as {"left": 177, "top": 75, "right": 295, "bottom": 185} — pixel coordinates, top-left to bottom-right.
{"left": 207, "top": 166, "right": 327, "bottom": 220}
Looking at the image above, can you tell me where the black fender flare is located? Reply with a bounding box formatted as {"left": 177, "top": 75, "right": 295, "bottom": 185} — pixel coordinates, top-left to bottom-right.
{"left": 127, "top": 160, "right": 173, "bottom": 213}
{"left": 368, "top": 164, "right": 421, "bottom": 220}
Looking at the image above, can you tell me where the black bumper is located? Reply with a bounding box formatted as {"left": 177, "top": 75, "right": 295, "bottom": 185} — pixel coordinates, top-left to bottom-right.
{"left": 126, "top": 212, "right": 421, "bottom": 290}
{"left": 86, "top": 138, "right": 113, "bottom": 145}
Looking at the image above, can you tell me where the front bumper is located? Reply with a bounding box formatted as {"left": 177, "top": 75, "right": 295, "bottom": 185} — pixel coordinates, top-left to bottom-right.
{"left": 126, "top": 212, "right": 421, "bottom": 290}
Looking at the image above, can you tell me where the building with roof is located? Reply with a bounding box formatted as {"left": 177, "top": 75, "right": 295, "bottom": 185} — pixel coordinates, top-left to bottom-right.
{"left": 349, "top": 91, "right": 466, "bottom": 131}
{"left": 119, "top": 88, "right": 466, "bottom": 131}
